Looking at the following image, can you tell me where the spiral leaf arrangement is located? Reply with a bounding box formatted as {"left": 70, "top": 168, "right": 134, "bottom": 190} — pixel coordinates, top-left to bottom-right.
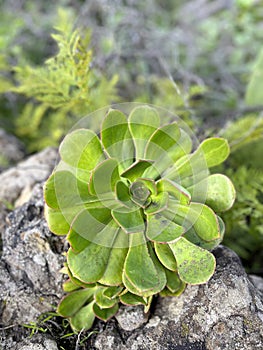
{"left": 44, "top": 105, "right": 235, "bottom": 331}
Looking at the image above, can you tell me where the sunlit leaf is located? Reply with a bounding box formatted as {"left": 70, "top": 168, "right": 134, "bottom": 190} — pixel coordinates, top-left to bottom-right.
{"left": 154, "top": 242, "right": 177, "bottom": 271}
{"left": 99, "top": 229, "right": 129, "bottom": 286}
{"left": 146, "top": 214, "right": 184, "bottom": 243}
{"left": 144, "top": 192, "right": 169, "bottom": 215}
{"left": 123, "top": 233, "right": 166, "bottom": 296}
{"left": 89, "top": 158, "right": 120, "bottom": 200}
{"left": 119, "top": 291, "right": 147, "bottom": 306}
{"left": 128, "top": 106, "right": 160, "bottom": 159}
{"left": 190, "top": 174, "right": 236, "bottom": 212}
{"left": 169, "top": 237, "right": 216, "bottom": 284}
{"left": 59, "top": 129, "right": 104, "bottom": 181}
{"left": 157, "top": 178, "right": 191, "bottom": 205}
{"left": 121, "top": 159, "right": 153, "bottom": 182}
{"left": 93, "top": 303, "right": 119, "bottom": 321}
{"left": 57, "top": 288, "right": 95, "bottom": 317}
{"left": 70, "top": 302, "right": 95, "bottom": 331}
{"left": 101, "top": 109, "right": 135, "bottom": 170}
{"left": 112, "top": 206, "right": 145, "bottom": 234}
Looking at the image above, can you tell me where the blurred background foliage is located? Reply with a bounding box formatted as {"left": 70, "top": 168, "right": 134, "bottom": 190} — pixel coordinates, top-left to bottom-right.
{"left": 0, "top": 0, "right": 262, "bottom": 274}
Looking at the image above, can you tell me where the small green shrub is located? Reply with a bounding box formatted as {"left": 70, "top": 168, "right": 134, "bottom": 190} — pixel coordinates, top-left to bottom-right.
{"left": 8, "top": 8, "right": 118, "bottom": 151}
{"left": 220, "top": 114, "right": 263, "bottom": 272}
{"left": 44, "top": 105, "right": 235, "bottom": 331}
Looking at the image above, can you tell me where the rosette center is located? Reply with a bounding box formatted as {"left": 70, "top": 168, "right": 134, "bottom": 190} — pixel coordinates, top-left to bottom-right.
{"left": 130, "top": 181, "right": 151, "bottom": 207}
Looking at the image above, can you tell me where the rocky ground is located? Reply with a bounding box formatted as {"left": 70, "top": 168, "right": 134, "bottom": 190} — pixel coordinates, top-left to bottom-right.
{"left": 0, "top": 130, "right": 263, "bottom": 350}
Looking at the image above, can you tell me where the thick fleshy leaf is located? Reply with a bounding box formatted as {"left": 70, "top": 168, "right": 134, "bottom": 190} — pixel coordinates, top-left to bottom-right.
{"left": 146, "top": 214, "right": 184, "bottom": 243}
{"left": 154, "top": 242, "right": 177, "bottom": 271}
{"left": 184, "top": 215, "right": 225, "bottom": 251}
{"left": 119, "top": 291, "right": 147, "bottom": 306}
{"left": 59, "top": 129, "right": 104, "bottom": 181}
{"left": 164, "top": 138, "right": 229, "bottom": 187}
{"left": 112, "top": 206, "right": 145, "bottom": 234}
{"left": 89, "top": 159, "right": 120, "bottom": 201}
{"left": 44, "top": 206, "right": 80, "bottom": 235}
{"left": 68, "top": 208, "right": 112, "bottom": 247}
{"left": 44, "top": 171, "right": 90, "bottom": 210}
{"left": 157, "top": 178, "right": 191, "bottom": 205}
{"left": 93, "top": 303, "right": 119, "bottom": 321}
{"left": 101, "top": 109, "right": 135, "bottom": 170}
{"left": 143, "top": 128, "right": 193, "bottom": 179}
{"left": 95, "top": 289, "right": 117, "bottom": 309}
{"left": 196, "top": 138, "right": 230, "bottom": 168}
{"left": 144, "top": 122, "right": 181, "bottom": 160}
{"left": 163, "top": 153, "right": 208, "bottom": 186}
{"left": 63, "top": 279, "right": 80, "bottom": 293}
{"left": 122, "top": 272, "right": 143, "bottom": 296}
{"left": 128, "top": 106, "right": 160, "bottom": 159}
{"left": 159, "top": 284, "right": 186, "bottom": 297}
{"left": 169, "top": 237, "right": 216, "bottom": 284}
{"left": 57, "top": 288, "right": 95, "bottom": 317}
{"left": 121, "top": 160, "right": 153, "bottom": 182}
{"left": 99, "top": 229, "right": 129, "bottom": 286}
{"left": 166, "top": 201, "right": 220, "bottom": 242}
{"left": 67, "top": 241, "right": 112, "bottom": 284}
{"left": 123, "top": 233, "right": 166, "bottom": 296}
{"left": 144, "top": 192, "right": 169, "bottom": 215}
{"left": 70, "top": 302, "right": 95, "bottom": 331}
{"left": 66, "top": 265, "right": 97, "bottom": 289}
{"left": 165, "top": 270, "right": 185, "bottom": 293}
{"left": 67, "top": 229, "right": 89, "bottom": 252}
{"left": 189, "top": 174, "right": 235, "bottom": 212}
{"left": 103, "top": 286, "right": 123, "bottom": 299}
{"left": 115, "top": 180, "right": 134, "bottom": 208}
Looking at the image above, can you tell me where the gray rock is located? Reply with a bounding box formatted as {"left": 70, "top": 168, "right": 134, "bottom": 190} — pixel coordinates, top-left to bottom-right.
{"left": 14, "top": 334, "right": 59, "bottom": 350}
{"left": 115, "top": 305, "right": 149, "bottom": 331}
{"left": 0, "top": 129, "right": 25, "bottom": 170}
{"left": 249, "top": 275, "right": 263, "bottom": 294}
{"left": 0, "top": 184, "right": 65, "bottom": 326}
{"left": 94, "top": 246, "right": 263, "bottom": 350}
{"left": 0, "top": 147, "right": 57, "bottom": 207}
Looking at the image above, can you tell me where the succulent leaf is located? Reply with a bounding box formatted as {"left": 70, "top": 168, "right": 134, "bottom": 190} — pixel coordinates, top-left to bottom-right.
{"left": 146, "top": 214, "right": 184, "bottom": 243}
{"left": 154, "top": 242, "right": 177, "bottom": 271}
{"left": 194, "top": 174, "right": 236, "bottom": 212}
{"left": 128, "top": 106, "right": 160, "bottom": 159}
{"left": 89, "top": 158, "right": 120, "bottom": 199}
{"left": 166, "top": 201, "right": 221, "bottom": 242}
{"left": 119, "top": 291, "right": 147, "bottom": 306}
{"left": 169, "top": 237, "right": 216, "bottom": 284}
{"left": 93, "top": 303, "right": 119, "bottom": 321}
{"left": 123, "top": 233, "right": 166, "bottom": 296}
{"left": 59, "top": 129, "right": 104, "bottom": 181}
{"left": 99, "top": 229, "right": 129, "bottom": 286}
{"left": 101, "top": 109, "right": 135, "bottom": 170}
{"left": 57, "top": 288, "right": 95, "bottom": 317}
{"left": 95, "top": 288, "right": 118, "bottom": 309}
{"left": 112, "top": 206, "right": 145, "bottom": 234}
{"left": 70, "top": 302, "right": 95, "bottom": 332}
{"left": 144, "top": 191, "right": 169, "bottom": 215}
{"left": 165, "top": 270, "right": 185, "bottom": 293}
{"left": 121, "top": 159, "right": 153, "bottom": 181}
{"left": 157, "top": 178, "right": 191, "bottom": 205}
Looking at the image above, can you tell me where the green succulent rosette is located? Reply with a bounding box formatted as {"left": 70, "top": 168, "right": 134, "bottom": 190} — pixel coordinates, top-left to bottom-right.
{"left": 44, "top": 105, "right": 235, "bottom": 331}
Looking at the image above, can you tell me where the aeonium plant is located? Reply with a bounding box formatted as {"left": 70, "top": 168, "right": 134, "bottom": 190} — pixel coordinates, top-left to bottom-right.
{"left": 44, "top": 105, "right": 235, "bottom": 331}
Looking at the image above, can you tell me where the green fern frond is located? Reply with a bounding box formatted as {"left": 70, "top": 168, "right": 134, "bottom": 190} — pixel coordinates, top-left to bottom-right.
{"left": 222, "top": 114, "right": 263, "bottom": 152}
{"left": 11, "top": 7, "right": 118, "bottom": 151}
{"left": 222, "top": 166, "right": 263, "bottom": 265}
